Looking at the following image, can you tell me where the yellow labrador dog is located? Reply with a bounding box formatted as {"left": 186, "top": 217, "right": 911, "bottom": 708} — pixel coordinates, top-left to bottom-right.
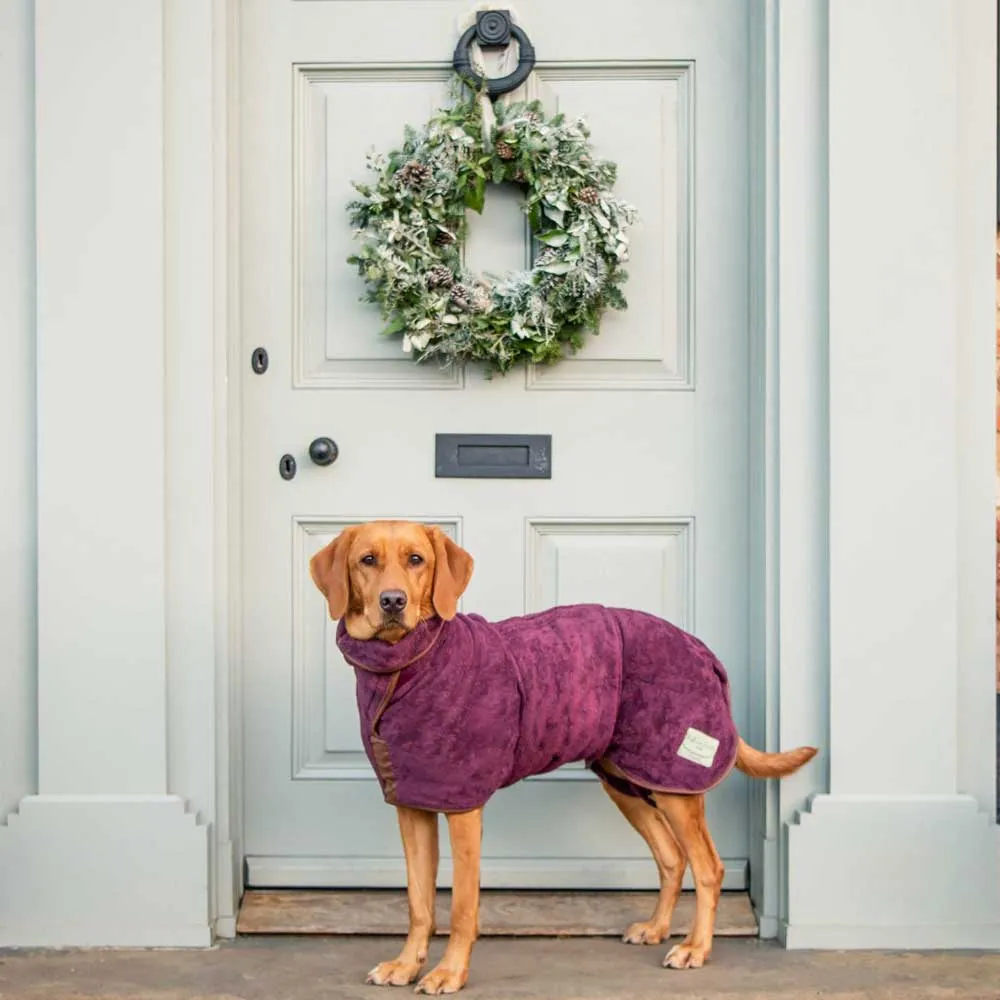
{"left": 310, "top": 520, "right": 817, "bottom": 994}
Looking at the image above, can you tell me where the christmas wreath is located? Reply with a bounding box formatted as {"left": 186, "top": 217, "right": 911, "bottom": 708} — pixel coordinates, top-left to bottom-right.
{"left": 347, "top": 83, "right": 637, "bottom": 376}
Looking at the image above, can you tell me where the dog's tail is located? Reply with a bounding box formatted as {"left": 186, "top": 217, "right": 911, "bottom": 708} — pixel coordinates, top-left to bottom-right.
{"left": 734, "top": 738, "right": 817, "bottom": 779}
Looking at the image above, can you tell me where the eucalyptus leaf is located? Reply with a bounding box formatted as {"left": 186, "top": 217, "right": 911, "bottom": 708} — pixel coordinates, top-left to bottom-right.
{"left": 537, "top": 231, "right": 569, "bottom": 247}
{"left": 464, "top": 174, "right": 486, "bottom": 214}
{"left": 542, "top": 204, "right": 565, "bottom": 226}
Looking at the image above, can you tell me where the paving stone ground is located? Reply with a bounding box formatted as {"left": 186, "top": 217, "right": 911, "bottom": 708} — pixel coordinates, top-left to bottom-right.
{"left": 3, "top": 936, "right": 1000, "bottom": 1000}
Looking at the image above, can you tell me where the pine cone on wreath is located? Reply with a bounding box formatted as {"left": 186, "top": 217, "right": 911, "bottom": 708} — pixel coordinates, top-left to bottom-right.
{"left": 470, "top": 282, "right": 492, "bottom": 313}
{"left": 450, "top": 284, "right": 472, "bottom": 311}
{"left": 434, "top": 228, "right": 456, "bottom": 247}
{"left": 426, "top": 264, "right": 454, "bottom": 289}
{"left": 397, "top": 160, "right": 432, "bottom": 188}
{"left": 495, "top": 141, "right": 516, "bottom": 161}
{"left": 575, "top": 186, "right": 600, "bottom": 206}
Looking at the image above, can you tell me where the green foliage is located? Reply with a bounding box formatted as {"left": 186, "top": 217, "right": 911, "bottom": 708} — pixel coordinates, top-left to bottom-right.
{"left": 346, "top": 80, "right": 637, "bottom": 376}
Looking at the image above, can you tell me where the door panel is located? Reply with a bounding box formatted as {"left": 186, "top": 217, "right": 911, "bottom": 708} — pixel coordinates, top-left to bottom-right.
{"left": 242, "top": 0, "right": 751, "bottom": 890}
{"left": 526, "top": 68, "right": 691, "bottom": 389}
{"left": 296, "top": 68, "right": 462, "bottom": 388}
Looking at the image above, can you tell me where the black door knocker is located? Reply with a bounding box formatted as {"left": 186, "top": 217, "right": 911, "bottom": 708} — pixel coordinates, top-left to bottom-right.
{"left": 452, "top": 10, "right": 536, "bottom": 98}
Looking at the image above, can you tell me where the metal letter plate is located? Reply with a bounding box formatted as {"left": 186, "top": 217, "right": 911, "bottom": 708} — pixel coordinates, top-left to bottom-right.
{"left": 435, "top": 434, "right": 551, "bottom": 479}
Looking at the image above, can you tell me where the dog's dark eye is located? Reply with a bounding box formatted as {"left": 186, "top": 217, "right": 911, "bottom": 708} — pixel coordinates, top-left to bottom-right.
{"left": 360, "top": 554, "right": 376, "bottom": 567}
{"left": 408, "top": 553, "right": 424, "bottom": 566}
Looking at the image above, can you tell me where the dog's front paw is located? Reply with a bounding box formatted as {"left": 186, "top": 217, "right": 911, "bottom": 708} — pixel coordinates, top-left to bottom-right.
{"left": 367, "top": 959, "right": 424, "bottom": 987}
{"left": 413, "top": 964, "right": 468, "bottom": 995}
{"left": 663, "top": 941, "right": 709, "bottom": 970}
{"left": 622, "top": 919, "right": 669, "bottom": 945}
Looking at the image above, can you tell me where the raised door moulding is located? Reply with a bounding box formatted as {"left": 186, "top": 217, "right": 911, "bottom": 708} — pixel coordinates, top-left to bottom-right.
{"left": 525, "top": 64, "right": 694, "bottom": 391}
{"left": 525, "top": 517, "right": 695, "bottom": 624}
{"left": 292, "top": 516, "right": 694, "bottom": 783}
{"left": 293, "top": 66, "right": 463, "bottom": 390}
{"left": 292, "top": 63, "right": 693, "bottom": 391}
{"left": 291, "top": 515, "right": 462, "bottom": 780}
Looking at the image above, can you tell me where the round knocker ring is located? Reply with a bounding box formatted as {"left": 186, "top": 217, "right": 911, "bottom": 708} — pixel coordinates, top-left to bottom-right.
{"left": 451, "top": 22, "right": 536, "bottom": 98}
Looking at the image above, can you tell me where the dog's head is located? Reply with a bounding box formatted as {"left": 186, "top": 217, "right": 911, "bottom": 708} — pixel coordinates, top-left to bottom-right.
{"left": 309, "top": 520, "right": 474, "bottom": 642}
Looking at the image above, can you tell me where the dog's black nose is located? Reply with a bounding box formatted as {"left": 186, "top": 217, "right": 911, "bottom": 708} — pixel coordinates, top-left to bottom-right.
{"left": 379, "top": 590, "right": 408, "bottom": 613}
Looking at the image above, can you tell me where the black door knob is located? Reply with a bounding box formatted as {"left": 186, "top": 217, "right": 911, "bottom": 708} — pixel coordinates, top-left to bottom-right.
{"left": 308, "top": 436, "right": 339, "bottom": 467}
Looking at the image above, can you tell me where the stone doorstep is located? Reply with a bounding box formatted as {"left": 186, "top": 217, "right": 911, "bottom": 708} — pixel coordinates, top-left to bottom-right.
{"left": 236, "top": 889, "right": 757, "bottom": 938}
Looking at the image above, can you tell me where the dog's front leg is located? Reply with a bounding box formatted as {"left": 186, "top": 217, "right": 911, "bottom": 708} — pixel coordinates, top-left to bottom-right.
{"left": 415, "top": 807, "right": 482, "bottom": 995}
{"left": 367, "top": 806, "right": 439, "bottom": 987}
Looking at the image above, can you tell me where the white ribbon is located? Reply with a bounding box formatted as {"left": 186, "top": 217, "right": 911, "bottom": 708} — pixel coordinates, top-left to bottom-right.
{"left": 454, "top": 5, "right": 557, "bottom": 148}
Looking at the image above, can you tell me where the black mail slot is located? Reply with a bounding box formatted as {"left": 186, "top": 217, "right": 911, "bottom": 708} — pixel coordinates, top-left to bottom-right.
{"left": 435, "top": 434, "right": 551, "bottom": 479}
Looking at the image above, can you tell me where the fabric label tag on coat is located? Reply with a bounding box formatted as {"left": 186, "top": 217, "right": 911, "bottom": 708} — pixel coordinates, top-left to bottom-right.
{"left": 677, "top": 727, "right": 719, "bottom": 768}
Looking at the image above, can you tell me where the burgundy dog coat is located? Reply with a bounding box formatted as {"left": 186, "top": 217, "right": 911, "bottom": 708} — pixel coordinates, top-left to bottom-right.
{"left": 336, "top": 604, "right": 739, "bottom": 812}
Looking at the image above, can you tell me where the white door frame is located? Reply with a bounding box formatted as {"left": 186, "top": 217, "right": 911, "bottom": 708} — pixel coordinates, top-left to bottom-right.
{"left": 158, "top": 0, "right": 997, "bottom": 944}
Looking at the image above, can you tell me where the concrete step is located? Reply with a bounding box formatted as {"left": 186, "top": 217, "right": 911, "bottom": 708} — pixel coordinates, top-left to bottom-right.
{"left": 236, "top": 889, "right": 758, "bottom": 937}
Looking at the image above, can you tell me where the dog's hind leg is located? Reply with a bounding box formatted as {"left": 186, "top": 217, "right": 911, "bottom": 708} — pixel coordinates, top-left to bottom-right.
{"left": 601, "top": 780, "right": 686, "bottom": 946}
{"left": 653, "top": 792, "right": 724, "bottom": 970}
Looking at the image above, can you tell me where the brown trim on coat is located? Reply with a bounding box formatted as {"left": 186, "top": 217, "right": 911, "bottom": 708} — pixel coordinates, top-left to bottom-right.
{"left": 345, "top": 622, "right": 451, "bottom": 803}
{"left": 369, "top": 671, "right": 402, "bottom": 803}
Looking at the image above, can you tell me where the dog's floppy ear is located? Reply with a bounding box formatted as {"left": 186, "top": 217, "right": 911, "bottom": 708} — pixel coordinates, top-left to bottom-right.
{"left": 309, "top": 526, "right": 357, "bottom": 620}
{"left": 427, "top": 527, "right": 474, "bottom": 621}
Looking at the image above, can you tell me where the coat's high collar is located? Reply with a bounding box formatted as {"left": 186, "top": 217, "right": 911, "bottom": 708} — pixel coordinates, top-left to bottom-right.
{"left": 336, "top": 615, "right": 447, "bottom": 674}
